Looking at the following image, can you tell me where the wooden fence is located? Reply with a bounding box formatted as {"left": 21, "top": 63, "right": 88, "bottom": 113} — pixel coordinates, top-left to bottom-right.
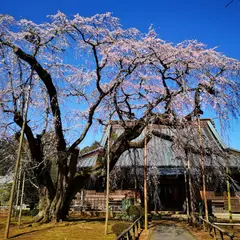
{"left": 116, "top": 217, "right": 143, "bottom": 240}
{"left": 198, "top": 216, "right": 234, "bottom": 240}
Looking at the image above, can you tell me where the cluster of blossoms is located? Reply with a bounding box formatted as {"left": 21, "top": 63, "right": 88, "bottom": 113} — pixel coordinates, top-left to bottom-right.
{"left": 0, "top": 11, "right": 239, "bottom": 142}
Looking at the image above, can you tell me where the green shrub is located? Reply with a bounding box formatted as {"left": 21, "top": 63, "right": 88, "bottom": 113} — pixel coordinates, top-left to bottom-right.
{"left": 126, "top": 205, "right": 143, "bottom": 220}
{"left": 152, "top": 213, "right": 162, "bottom": 220}
{"left": 15, "top": 208, "right": 38, "bottom": 217}
{"left": 112, "top": 222, "right": 131, "bottom": 237}
{"left": 0, "top": 183, "right": 11, "bottom": 205}
{"left": 114, "top": 212, "right": 130, "bottom": 221}
{"left": 31, "top": 208, "right": 39, "bottom": 216}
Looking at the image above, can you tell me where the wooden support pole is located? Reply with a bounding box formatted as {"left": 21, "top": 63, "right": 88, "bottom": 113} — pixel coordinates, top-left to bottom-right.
{"left": 226, "top": 165, "right": 233, "bottom": 223}
{"left": 18, "top": 171, "right": 25, "bottom": 227}
{"left": 14, "top": 164, "right": 22, "bottom": 218}
{"left": 219, "top": 231, "right": 224, "bottom": 240}
{"left": 197, "top": 118, "right": 209, "bottom": 222}
{"left": 187, "top": 152, "right": 195, "bottom": 222}
{"left": 132, "top": 226, "right": 136, "bottom": 240}
{"left": 134, "top": 157, "right": 138, "bottom": 204}
{"left": 144, "top": 127, "right": 148, "bottom": 230}
{"left": 183, "top": 158, "right": 190, "bottom": 217}
{"left": 104, "top": 123, "right": 111, "bottom": 235}
{"left": 5, "top": 84, "right": 31, "bottom": 239}
{"left": 213, "top": 227, "right": 217, "bottom": 240}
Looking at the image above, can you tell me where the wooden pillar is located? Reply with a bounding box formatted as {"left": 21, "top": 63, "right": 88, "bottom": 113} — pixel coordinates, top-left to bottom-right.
{"left": 187, "top": 152, "right": 195, "bottom": 220}
{"left": 197, "top": 118, "right": 209, "bottom": 222}
{"left": 80, "top": 190, "right": 84, "bottom": 207}
{"left": 144, "top": 127, "right": 148, "bottom": 230}
{"left": 133, "top": 148, "right": 138, "bottom": 204}
{"left": 226, "top": 165, "right": 233, "bottom": 223}
{"left": 134, "top": 159, "right": 138, "bottom": 204}
{"left": 104, "top": 124, "right": 111, "bottom": 235}
{"left": 183, "top": 158, "right": 190, "bottom": 217}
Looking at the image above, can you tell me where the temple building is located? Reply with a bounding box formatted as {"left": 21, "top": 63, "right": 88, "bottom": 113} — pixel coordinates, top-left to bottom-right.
{"left": 72, "top": 119, "right": 240, "bottom": 214}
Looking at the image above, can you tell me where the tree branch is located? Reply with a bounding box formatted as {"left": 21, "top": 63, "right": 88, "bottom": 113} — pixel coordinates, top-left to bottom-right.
{"left": 0, "top": 40, "right": 66, "bottom": 151}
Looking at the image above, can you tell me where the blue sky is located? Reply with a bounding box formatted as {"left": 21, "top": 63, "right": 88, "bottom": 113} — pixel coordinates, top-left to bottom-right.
{"left": 1, "top": 0, "right": 240, "bottom": 149}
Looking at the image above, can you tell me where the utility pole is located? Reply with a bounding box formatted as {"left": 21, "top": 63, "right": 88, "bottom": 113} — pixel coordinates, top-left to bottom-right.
{"left": 144, "top": 127, "right": 148, "bottom": 230}
{"left": 104, "top": 123, "right": 111, "bottom": 235}
{"left": 197, "top": 118, "right": 209, "bottom": 222}
{"left": 5, "top": 83, "right": 32, "bottom": 239}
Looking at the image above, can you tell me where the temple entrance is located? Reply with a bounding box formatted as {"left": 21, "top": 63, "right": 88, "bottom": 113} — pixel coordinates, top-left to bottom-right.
{"left": 148, "top": 176, "right": 185, "bottom": 211}
{"left": 160, "top": 184, "right": 184, "bottom": 210}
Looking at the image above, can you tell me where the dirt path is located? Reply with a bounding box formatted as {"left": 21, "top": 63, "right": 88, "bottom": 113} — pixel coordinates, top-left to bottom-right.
{"left": 152, "top": 224, "right": 196, "bottom": 240}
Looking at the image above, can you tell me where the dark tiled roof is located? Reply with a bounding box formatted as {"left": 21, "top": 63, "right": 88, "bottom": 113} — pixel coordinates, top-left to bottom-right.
{"left": 77, "top": 119, "right": 240, "bottom": 169}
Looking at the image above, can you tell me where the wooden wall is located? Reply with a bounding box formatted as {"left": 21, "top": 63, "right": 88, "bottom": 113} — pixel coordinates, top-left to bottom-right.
{"left": 200, "top": 191, "right": 240, "bottom": 213}
{"left": 72, "top": 190, "right": 139, "bottom": 211}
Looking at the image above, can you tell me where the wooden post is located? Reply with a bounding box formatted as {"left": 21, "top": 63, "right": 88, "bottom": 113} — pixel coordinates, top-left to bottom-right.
{"left": 127, "top": 231, "right": 131, "bottom": 240}
{"left": 14, "top": 164, "right": 22, "bottom": 218}
{"left": 132, "top": 225, "right": 136, "bottom": 240}
{"left": 183, "top": 158, "right": 190, "bottom": 217}
{"left": 104, "top": 123, "right": 111, "bottom": 235}
{"left": 18, "top": 171, "right": 25, "bottom": 227}
{"left": 187, "top": 151, "right": 195, "bottom": 222}
{"left": 134, "top": 157, "right": 138, "bottom": 204}
{"left": 197, "top": 118, "right": 209, "bottom": 222}
{"left": 203, "top": 220, "right": 206, "bottom": 231}
{"left": 5, "top": 84, "right": 31, "bottom": 239}
{"left": 226, "top": 165, "right": 233, "bottom": 223}
{"left": 80, "top": 190, "right": 84, "bottom": 207}
{"left": 213, "top": 227, "right": 217, "bottom": 240}
{"left": 144, "top": 127, "right": 148, "bottom": 230}
{"left": 219, "top": 231, "right": 224, "bottom": 240}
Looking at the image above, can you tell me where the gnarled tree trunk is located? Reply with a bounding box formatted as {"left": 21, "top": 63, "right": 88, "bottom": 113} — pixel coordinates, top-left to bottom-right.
{"left": 34, "top": 149, "right": 80, "bottom": 222}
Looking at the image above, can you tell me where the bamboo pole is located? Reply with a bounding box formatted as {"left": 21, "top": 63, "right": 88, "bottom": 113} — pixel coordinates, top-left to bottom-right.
{"left": 226, "top": 165, "right": 233, "bottom": 223}
{"left": 104, "top": 123, "right": 111, "bottom": 235}
{"left": 18, "top": 171, "right": 25, "bottom": 227}
{"left": 144, "top": 127, "right": 148, "bottom": 230}
{"left": 197, "top": 118, "right": 209, "bottom": 222}
{"left": 5, "top": 84, "right": 31, "bottom": 239}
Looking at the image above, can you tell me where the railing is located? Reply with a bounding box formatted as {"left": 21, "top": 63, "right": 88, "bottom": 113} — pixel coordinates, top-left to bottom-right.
{"left": 198, "top": 216, "right": 234, "bottom": 240}
{"left": 116, "top": 217, "right": 143, "bottom": 240}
